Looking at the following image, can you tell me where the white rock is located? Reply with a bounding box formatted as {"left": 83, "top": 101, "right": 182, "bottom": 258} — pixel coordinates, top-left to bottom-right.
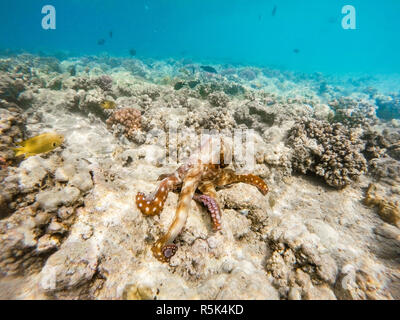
{"left": 36, "top": 187, "right": 81, "bottom": 211}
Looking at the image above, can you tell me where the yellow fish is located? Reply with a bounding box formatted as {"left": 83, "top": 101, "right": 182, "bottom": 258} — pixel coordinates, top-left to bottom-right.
{"left": 13, "top": 132, "right": 64, "bottom": 158}
{"left": 100, "top": 100, "right": 116, "bottom": 110}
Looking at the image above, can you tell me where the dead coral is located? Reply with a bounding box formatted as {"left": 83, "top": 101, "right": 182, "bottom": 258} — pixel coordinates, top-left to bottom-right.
{"left": 375, "top": 93, "right": 400, "bottom": 121}
{"left": 364, "top": 130, "right": 400, "bottom": 160}
{"left": 329, "top": 97, "right": 378, "bottom": 127}
{"left": 0, "top": 103, "right": 27, "bottom": 219}
{"left": 0, "top": 103, "right": 26, "bottom": 163}
{"left": 185, "top": 107, "right": 236, "bottom": 132}
{"left": 0, "top": 72, "right": 25, "bottom": 103}
{"left": 94, "top": 75, "right": 113, "bottom": 91}
{"left": 362, "top": 129, "right": 400, "bottom": 185}
{"left": 106, "top": 108, "right": 142, "bottom": 140}
{"left": 0, "top": 155, "right": 92, "bottom": 276}
{"left": 207, "top": 91, "right": 229, "bottom": 108}
{"left": 287, "top": 118, "right": 367, "bottom": 188}
{"left": 365, "top": 183, "right": 400, "bottom": 228}
{"left": 362, "top": 129, "right": 392, "bottom": 161}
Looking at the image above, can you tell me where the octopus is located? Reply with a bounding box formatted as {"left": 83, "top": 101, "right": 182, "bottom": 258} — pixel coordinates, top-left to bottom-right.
{"left": 135, "top": 136, "right": 269, "bottom": 262}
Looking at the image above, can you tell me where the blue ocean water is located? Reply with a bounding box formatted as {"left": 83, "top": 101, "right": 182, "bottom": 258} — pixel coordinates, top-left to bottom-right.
{"left": 1, "top": 0, "right": 399, "bottom": 75}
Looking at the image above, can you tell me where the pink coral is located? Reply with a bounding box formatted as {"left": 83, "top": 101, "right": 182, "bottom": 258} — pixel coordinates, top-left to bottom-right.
{"left": 106, "top": 108, "right": 141, "bottom": 139}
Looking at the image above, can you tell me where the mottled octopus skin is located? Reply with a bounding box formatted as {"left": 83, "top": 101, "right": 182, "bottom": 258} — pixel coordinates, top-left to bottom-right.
{"left": 193, "top": 193, "right": 222, "bottom": 231}
{"left": 135, "top": 138, "right": 269, "bottom": 263}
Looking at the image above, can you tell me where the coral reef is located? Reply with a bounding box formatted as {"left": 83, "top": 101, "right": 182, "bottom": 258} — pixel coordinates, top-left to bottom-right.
{"left": 287, "top": 118, "right": 367, "bottom": 188}
{"left": 0, "top": 53, "right": 399, "bottom": 300}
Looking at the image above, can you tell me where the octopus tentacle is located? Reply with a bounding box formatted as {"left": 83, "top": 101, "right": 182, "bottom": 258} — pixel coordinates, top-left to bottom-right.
{"left": 214, "top": 169, "right": 269, "bottom": 195}
{"left": 193, "top": 193, "right": 222, "bottom": 231}
{"left": 136, "top": 174, "right": 180, "bottom": 216}
{"left": 195, "top": 182, "right": 221, "bottom": 230}
{"left": 151, "top": 169, "right": 201, "bottom": 262}
{"left": 198, "top": 181, "right": 218, "bottom": 199}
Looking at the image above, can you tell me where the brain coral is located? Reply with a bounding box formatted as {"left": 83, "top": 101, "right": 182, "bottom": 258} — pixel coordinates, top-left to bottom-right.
{"left": 286, "top": 118, "right": 367, "bottom": 188}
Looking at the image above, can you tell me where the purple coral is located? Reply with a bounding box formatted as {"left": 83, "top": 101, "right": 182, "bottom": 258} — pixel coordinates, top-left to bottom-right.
{"left": 106, "top": 108, "right": 142, "bottom": 139}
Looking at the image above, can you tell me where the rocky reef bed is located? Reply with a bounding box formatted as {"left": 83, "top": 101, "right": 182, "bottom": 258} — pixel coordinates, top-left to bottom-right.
{"left": 0, "top": 53, "right": 399, "bottom": 299}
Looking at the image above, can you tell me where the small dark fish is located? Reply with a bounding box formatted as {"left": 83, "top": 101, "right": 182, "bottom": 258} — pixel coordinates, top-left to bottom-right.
{"left": 272, "top": 5, "right": 277, "bottom": 17}
{"left": 200, "top": 66, "right": 217, "bottom": 74}
{"left": 258, "top": 15, "right": 262, "bottom": 21}
{"left": 188, "top": 80, "right": 200, "bottom": 89}
{"left": 174, "top": 81, "right": 185, "bottom": 90}
{"left": 129, "top": 49, "right": 137, "bottom": 56}
{"left": 293, "top": 49, "right": 300, "bottom": 54}
{"left": 109, "top": 31, "right": 113, "bottom": 38}
{"left": 97, "top": 39, "right": 105, "bottom": 45}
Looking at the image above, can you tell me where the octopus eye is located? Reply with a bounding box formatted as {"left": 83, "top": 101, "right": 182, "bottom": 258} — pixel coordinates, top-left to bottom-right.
{"left": 162, "top": 244, "right": 177, "bottom": 260}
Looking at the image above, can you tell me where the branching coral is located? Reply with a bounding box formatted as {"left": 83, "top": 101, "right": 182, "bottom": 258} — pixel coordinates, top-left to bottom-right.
{"left": 329, "top": 97, "right": 378, "bottom": 127}
{"left": 287, "top": 118, "right": 367, "bottom": 188}
{"left": 106, "top": 108, "right": 142, "bottom": 140}
{"left": 185, "top": 108, "right": 236, "bottom": 132}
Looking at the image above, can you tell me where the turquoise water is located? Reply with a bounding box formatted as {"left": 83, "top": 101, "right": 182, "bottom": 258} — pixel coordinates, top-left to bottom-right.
{"left": 1, "top": 0, "right": 400, "bottom": 75}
